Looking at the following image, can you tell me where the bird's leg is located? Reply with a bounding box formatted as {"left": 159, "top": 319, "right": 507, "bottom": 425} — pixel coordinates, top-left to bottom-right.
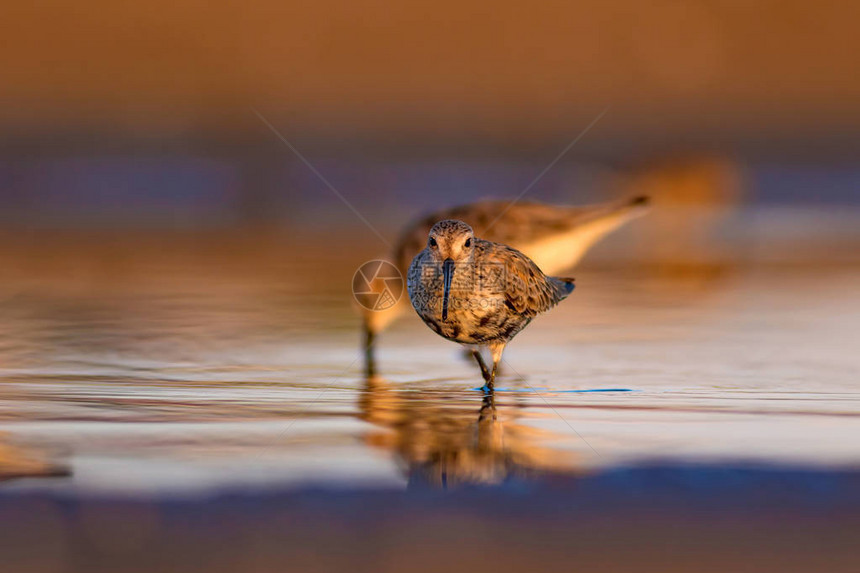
{"left": 470, "top": 349, "right": 491, "bottom": 382}
{"left": 363, "top": 324, "right": 377, "bottom": 377}
{"left": 483, "top": 342, "right": 506, "bottom": 393}
{"left": 482, "top": 365, "right": 496, "bottom": 393}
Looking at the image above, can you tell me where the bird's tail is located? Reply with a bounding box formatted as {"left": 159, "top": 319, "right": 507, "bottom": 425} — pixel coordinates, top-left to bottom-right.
{"left": 626, "top": 195, "right": 651, "bottom": 210}
{"left": 550, "top": 276, "right": 576, "bottom": 298}
{"left": 574, "top": 195, "right": 650, "bottom": 228}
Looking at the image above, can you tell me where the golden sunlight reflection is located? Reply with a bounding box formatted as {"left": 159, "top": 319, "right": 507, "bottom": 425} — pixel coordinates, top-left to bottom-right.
{"left": 0, "top": 232, "right": 858, "bottom": 495}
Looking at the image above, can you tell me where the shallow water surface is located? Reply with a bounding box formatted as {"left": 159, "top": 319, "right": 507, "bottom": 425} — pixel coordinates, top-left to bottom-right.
{"left": 0, "top": 236, "right": 858, "bottom": 493}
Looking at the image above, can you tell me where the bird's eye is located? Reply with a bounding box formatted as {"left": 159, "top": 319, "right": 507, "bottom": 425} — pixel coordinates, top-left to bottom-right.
{"left": 464, "top": 238, "right": 471, "bottom": 248}
{"left": 429, "top": 237, "right": 437, "bottom": 248}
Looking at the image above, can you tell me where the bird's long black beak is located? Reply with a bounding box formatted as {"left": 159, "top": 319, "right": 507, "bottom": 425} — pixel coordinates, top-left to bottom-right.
{"left": 442, "top": 258, "right": 455, "bottom": 321}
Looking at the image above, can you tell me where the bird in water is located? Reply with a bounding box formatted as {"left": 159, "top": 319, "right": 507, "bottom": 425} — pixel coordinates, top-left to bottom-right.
{"left": 407, "top": 219, "right": 576, "bottom": 391}
{"left": 360, "top": 196, "right": 649, "bottom": 374}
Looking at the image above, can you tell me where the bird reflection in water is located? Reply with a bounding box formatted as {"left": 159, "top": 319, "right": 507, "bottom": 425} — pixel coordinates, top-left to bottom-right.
{"left": 358, "top": 375, "right": 578, "bottom": 489}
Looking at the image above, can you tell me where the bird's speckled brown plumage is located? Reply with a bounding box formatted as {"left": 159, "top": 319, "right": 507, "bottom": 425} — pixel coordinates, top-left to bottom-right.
{"left": 407, "top": 220, "right": 575, "bottom": 389}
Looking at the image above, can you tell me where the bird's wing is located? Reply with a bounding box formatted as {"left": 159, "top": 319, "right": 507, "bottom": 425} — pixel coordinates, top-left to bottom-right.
{"left": 476, "top": 198, "right": 649, "bottom": 244}
{"left": 482, "top": 242, "right": 572, "bottom": 317}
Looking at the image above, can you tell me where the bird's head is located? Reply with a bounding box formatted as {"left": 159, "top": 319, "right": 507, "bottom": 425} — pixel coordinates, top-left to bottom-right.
{"left": 426, "top": 219, "right": 475, "bottom": 264}
{"left": 425, "top": 220, "right": 475, "bottom": 321}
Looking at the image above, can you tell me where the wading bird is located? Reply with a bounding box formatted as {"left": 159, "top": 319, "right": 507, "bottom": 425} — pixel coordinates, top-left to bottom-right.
{"left": 407, "top": 220, "right": 576, "bottom": 390}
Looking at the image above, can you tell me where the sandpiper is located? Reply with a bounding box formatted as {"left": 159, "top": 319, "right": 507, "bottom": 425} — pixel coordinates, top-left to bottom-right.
{"left": 360, "top": 196, "right": 648, "bottom": 373}
{"left": 407, "top": 220, "right": 576, "bottom": 390}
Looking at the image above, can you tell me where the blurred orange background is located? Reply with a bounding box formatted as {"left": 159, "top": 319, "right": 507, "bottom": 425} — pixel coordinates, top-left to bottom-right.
{"left": 3, "top": 1, "right": 858, "bottom": 142}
